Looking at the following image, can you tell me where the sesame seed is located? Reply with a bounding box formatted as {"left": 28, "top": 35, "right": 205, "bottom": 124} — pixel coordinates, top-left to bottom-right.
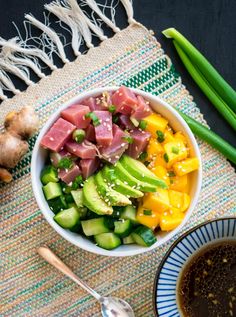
{"left": 105, "top": 118, "right": 110, "bottom": 122}
{"left": 68, "top": 182, "right": 72, "bottom": 187}
{"left": 49, "top": 137, "right": 54, "bottom": 141}
{"left": 135, "top": 146, "right": 138, "bottom": 151}
{"left": 73, "top": 149, "right": 76, "bottom": 152}
{"left": 65, "top": 169, "right": 68, "bottom": 173}
{"left": 120, "top": 106, "right": 124, "bottom": 110}
{"left": 119, "top": 93, "right": 123, "bottom": 96}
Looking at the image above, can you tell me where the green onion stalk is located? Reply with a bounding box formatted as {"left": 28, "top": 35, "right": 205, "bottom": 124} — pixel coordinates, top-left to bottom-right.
{"left": 178, "top": 111, "right": 236, "bottom": 165}
{"left": 162, "top": 28, "right": 236, "bottom": 114}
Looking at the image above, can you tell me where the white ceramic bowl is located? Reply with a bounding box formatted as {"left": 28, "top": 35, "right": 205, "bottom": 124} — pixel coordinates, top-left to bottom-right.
{"left": 31, "top": 87, "right": 202, "bottom": 257}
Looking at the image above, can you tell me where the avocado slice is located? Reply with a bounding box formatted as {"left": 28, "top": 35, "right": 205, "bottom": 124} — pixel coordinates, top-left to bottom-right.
{"left": 120, "top": 155, "right": 168, "bottom": 189}
{"left": 102, "top": 166, "right": 144, "bottom": 198}
{"left": 95, "top": 171, "right": 131, "bottom": 206}
{"left": 83, "top": 176, "right": 113, "bottom": 215}
{"left": 114, "top": 162, "right": 157, "bottom": 192}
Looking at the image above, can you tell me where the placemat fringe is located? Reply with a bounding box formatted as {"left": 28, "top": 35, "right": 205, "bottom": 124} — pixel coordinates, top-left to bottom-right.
{"left": 0, "top": 0, "right": 134, "bottom": 100}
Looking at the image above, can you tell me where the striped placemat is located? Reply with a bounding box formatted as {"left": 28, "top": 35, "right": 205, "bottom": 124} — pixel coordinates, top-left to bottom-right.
{"left": 1, "top": 22, "right": 236, "bottom": 317}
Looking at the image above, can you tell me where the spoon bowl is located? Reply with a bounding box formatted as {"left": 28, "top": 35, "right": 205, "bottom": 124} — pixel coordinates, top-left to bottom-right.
{"left": 38, "top": 246, "right": 135, "bottom": 317}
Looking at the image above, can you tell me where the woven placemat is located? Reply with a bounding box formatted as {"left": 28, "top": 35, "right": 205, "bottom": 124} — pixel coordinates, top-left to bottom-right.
{"left": 1, "top": 23, "right": 236, "bottom": 317}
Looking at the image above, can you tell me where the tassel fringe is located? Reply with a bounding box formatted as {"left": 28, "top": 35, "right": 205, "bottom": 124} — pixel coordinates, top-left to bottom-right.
{"left": 0, "top": 0, "right": 134, "bottom": 100}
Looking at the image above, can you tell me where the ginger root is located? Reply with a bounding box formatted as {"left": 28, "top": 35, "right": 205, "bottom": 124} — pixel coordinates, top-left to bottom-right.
{"left": 5, "top": 106, "right": 39, "bottom": 139}
{"left": 0, "top": 106, "right": 39, "bottom": 183}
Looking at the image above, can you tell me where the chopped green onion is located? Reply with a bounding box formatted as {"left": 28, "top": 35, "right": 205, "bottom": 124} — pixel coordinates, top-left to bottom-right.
{"left": 143, "top": 209, "right": 152, "bottom": 216}
{"left": 162, "top": 28, "right": 236, "bottom": 113}
{"left": 85, "top": 112, "right": 100, "bottom": 126}
{"left": 163, "top": 153, "right": 169, "bottom": 163}
{"left": 173, "top": 41, "right": 236, "bottom": 131}
{"left": 58, "top": 157, "right": 73, "bottom": 169}
{"left": 177, "top": 110, "right": 236, "bottom": 165}
{"left": 139, "top": 152, "right": 148, "bottom": 161}
{"left": 112, "top": 115, "right": 119, "bottom": 123}
{"left": 170, "top": 179, "right": 174, "bottom": 184}
{"left": 172, "top": 146, "right": 179, "bottom": 154}
{"left": 122, "top": 135, "right": 134, "bottom": 144}
{"left": 156, "top": 130, "right": 165, "bottom": 143}
{"left": 139, "top": 120, "right": 147, "bottom": 130}
{"left": 108, "top": 105, "right": 116, "bottom": 113}
{"left": 71, "top": 175, "right": 83, "bottom": 190}
{"left": 72, "top": 129, "right": 85, "bottom": 143}
{"left": 168, "top": 171, "right": 176, "bottom": 177}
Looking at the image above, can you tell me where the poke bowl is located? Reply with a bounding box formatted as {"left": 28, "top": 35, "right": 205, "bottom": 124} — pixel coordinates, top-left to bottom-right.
{"left": 31, "top": 86, "right": 202, "bottom": 256}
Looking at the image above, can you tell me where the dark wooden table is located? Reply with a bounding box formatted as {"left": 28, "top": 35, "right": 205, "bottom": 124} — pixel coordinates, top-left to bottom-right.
{"left": 1, "top": 0, "right": 235, "bottom": 162}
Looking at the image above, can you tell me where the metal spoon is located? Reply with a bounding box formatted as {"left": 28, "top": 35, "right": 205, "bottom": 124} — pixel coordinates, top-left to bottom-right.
{"left": 38, "top": 246, "right": 135, "bottom": 317}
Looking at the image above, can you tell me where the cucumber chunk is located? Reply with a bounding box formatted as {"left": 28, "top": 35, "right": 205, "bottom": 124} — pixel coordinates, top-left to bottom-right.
{"left": 53, "top": 206, "right": 80, "bottom": 229}
{"left": 95, "top": 233, "right": 121, "bottom": 250}
{"left": 120, "top": 205, "right": 138, "bottom": 224}
{"left": 71, "top": 189, "right": 83, "bottom": 208}
{"left": 48, "top": 195, "right": 67, "bottom": 213}
{"left": 43, "top": 182, "right": 62, "bottom": 200}
{"left": 81, "top": 217, "right": 109, "bottom": 236}
{"left": 114, "top": 219, "right": 133, "bottom": 238}
{"left": 131, "top": 226, "right": 157, "bottom": 247}
{"left": 123, "top": 234, "right": 135, "bottom": 245}
{"left": 41, "top": 165, "right": 58, "bottom": 185}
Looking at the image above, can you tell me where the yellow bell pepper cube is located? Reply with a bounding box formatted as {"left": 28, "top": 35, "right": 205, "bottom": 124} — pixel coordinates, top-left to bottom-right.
{"left": 150, "top": 165, "right": 170, "bottom": 186}
{"left": 160, "top": 212, "right": 185, "bottom": 231}
{"left": 147, "top": 138, "right": 164, "bottom": 160}
{"left": 137, "top": 206, "right": 160, "bottom": 230}
{"left": 174, "top": 131, "right": 188, "bottom": 145}
{"left": 169, "top": 190, "right": 190, "bottom": 212}
{"left": 169, "top": 174, "right": 189, "bottom": 192}
{"left": 163, "top": 129, "right": 175, "bottom": 145}
{"left": 164, "top": 140, "right": 188, "bottom": 168}
{"left": 143, "top": 189, "right": 170, "bottom": 214}
{"left": 144, "top": 113, "right": 168, "bottom": 137}
{"left": 173, "top": 158, "right": 199, "bottom": 176}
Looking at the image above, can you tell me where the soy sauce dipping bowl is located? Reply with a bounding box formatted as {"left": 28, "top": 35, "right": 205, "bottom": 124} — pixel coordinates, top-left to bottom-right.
{"left": 153, "top": 217, "right": 236, "bottom": 316}
{"left": 31, "top": 86, "right": 202, "bottom": 257}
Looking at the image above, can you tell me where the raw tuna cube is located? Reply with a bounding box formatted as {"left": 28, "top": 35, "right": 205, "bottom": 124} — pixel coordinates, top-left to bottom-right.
{"left": 101, "top": 124, "right": 129, "bottom": 164}
{"left": 94, "top": 111, "right": 113, "bottom": 146}
{"left": 61, "top": 104, "right": 91, "bottom": 128}
{"left": 82, "top": 97, "right": 97, "bottom": 111}
{"left": 65, "top": 140, "right": 97, "bottom": 159}
{"left": 40, "top": 118, "right": 76, "bottom": 152}
{"left": 126, "top": 129, "right": 151, "bottom": 159}
{"left": 131, "top": 95, "right": 152, "bottom": 120}
{"left": 118, "top": 114, "right": 135, "bottom": 130}
{"left": 112, "top": 86, "right": 138, "bottom": 115}
{"left": 80, "top": 157, "right": 100, "bottom": 179}
{"left": 58, "top": 164, "right": 81, "bottom": 184}
{"left": 85, "top": 124, "right": 96, "bottom": 142}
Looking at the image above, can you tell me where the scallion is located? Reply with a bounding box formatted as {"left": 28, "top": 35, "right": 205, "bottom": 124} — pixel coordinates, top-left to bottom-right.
{"left": 143, "top": 209, "right": 152, "bottom": 216}
{"left": 178, "top": 110, "right": 236, "bottom": 165}
{"left": 139, "top": 120, "right": 147, "bottom": 130}
{"left": 108, "top": 105, "right": 116, "bottom": 113}
{"left": 162, "top": 28, "right": 236, "bottom": 113}
{"left": 164, "top": 153, "right": 169, "bottom": 163}
{"left": 139, "top": 152, "right": 148, "bottom": 161}
{"left": 156, "top": 130, "right": 165, "bottom": 143}
{"left": 173, "top": 40, "right": 236, "bottom": 131}
{"left": 72, "top": 129, "right": 85, "bottom": 143}
{"left": 58, "top": 157, "right": 73, "bottom": 169}
{"left": 85, "top": 112, "right": 100, "bottom": 126}
{"left": 122, "top": 135, "right": 134, "bottom": 144}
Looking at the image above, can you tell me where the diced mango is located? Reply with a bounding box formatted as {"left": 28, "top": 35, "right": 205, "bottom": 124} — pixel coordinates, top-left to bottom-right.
{"left": 144, "top": 113, "right": 168, "bottom": 137}
{"left": 163, "top": 129, "right": 175, "bottom": 145}
{"left": 174, "top": 131, "right": 187, "bottom": 145}
{"left": 173, "top": 158, "right": 199, "bottom": 176}
{"left": 137, "top": 206, "right": 160, "bottom": 230}
{"left": 152, "top": 155, "right": 167, "bottom": 168}
{"left": 143, "top": 189, "right": 170, "bottom": 214}
{"left": 150, "top": 165, "right": 170, "bottom": 186}
{"left": 170, "top": 174, "right": 189, "bottom": 192}
{"left": 164, "top": 140, "right": 188, "bottom": 168}
{"left": 169, "top": 190, "right": 190, "bottom": 212}
{"left": 160, "top": 212, "right": 185, "bottom": 231}
{"left": 147, "top": 138, "right": 164, "bottom": 160}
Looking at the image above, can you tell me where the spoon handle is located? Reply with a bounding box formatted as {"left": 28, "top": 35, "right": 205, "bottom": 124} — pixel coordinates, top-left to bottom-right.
{"left": 38, "top": 246, "right": 101, "bottom": 301}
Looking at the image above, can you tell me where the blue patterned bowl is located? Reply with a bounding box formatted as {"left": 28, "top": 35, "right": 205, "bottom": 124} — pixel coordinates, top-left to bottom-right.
{"left": 153, "top": 217, "right": 236, "bottom": 317}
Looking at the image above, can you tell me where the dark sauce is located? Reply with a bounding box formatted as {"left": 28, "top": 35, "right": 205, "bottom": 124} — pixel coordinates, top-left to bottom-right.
{"left": 177, "top": 240, "right": 236, "bottom": 317}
